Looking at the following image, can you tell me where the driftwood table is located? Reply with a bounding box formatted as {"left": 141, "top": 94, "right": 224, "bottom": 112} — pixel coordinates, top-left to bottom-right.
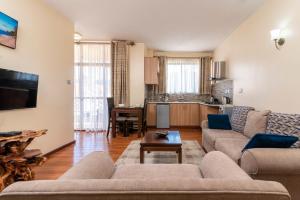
{"left": 0, "top": 129, "right": 47, "bottom": 190}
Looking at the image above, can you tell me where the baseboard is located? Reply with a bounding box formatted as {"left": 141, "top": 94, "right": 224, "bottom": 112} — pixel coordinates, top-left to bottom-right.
{"left": 43, "top": 140, "right": 76, "bottom": 157}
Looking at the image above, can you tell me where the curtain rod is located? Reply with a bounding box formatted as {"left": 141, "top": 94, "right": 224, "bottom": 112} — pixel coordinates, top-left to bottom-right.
{"left": 75, "top": 40, "right": 111, "bottom": 44}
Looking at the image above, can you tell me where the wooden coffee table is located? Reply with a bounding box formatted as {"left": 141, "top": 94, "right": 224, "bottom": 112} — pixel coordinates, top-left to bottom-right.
{"left": 140, "top": 131, "right": 182, "bottom": 164}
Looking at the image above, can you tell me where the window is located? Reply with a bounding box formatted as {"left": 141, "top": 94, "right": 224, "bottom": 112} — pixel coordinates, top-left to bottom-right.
{"left": 166, "top": 58, "right": 200, "bottom": 94}
{"left": 74, "top": 43, "right": 111, "bottom": 131}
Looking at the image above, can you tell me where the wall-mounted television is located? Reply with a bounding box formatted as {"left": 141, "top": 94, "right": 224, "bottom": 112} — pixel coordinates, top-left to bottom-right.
{"left": 0, "top": 68, "right": 39, "bottom": 110}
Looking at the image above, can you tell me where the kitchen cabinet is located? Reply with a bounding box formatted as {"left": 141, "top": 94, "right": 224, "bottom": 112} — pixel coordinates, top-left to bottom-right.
{"left": 147, "top": 103, "right": 157, "bottom": 126}
{"left": 170, "top": 104, "right": 199, "bottom": 126}
{"left": 146, "top": 103, "right": 220, "bottom": 127}
{"left": 199, "top": 104, "right": 219, "bottom": 127}
{"left": 144, "top": 57, "right": 159, "bottom": 84}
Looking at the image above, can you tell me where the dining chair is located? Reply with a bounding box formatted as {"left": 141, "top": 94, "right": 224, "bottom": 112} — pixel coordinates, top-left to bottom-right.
{"left": 106, "top": 97, "right": 127, "bottom": 137}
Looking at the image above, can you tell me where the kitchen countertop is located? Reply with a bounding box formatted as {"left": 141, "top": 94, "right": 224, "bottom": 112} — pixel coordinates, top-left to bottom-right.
{"left": 148, "top": 101, "right": 227, "bottom": 107}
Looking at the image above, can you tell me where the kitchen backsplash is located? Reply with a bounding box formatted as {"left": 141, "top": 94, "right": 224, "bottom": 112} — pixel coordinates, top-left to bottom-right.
{"left": 211, "top": 79, "right": 233, "bottom": 103}
{"left": 145, "top": 79, "right": 233, "bottom": 103}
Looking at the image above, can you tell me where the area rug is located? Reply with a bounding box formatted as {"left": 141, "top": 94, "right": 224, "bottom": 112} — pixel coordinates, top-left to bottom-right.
{"left": 115, "top": 140, "right": 206, "bottom": 166}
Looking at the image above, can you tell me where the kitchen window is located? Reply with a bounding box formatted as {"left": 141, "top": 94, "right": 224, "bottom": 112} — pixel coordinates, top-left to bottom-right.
{"left": 166, "top": 58, "right": 200, "bottom": 94}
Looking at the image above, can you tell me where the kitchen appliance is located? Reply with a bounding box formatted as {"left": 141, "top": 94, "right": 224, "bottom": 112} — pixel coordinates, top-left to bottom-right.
{"left": 156, "top": 103, "right": 170, "bottom": 128}
{"left": 219, "top": 105, "right": 234, "bottom": 118}
{"left": 211, "top": 61, "right": 226, "bottom": 80}
{"left": 221, "top": 96, "right": 231, "bottom": 105}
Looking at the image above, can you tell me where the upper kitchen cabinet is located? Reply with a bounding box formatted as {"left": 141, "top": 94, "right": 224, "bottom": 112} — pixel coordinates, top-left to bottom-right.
{"left": 144, "top": 57, "right": 159, "bottom": 84}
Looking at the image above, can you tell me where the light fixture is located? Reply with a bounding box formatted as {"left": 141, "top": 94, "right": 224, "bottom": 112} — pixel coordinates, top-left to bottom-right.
{"left": 270, "top": 29, "right": 285, "bottom": 50}
{"left": 74, "top": 32, "right": 82, "bottom": 42}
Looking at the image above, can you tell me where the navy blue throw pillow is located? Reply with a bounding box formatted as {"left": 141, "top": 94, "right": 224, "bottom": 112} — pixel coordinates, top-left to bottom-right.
{"left": 243, "top": 133, "right": 299, "bottom": 152}
{"left": 207, "top": 114, "right": 232, "bottom": 130}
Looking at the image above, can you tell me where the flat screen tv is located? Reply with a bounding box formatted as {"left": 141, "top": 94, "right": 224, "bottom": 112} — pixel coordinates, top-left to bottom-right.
{"left": 0, "top": 68, "right": 39, "bottom": 110}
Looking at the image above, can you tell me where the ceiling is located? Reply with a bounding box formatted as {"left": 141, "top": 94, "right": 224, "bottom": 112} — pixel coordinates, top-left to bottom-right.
{"left": 44, "top": 0, "right": 265, "bottom": 51}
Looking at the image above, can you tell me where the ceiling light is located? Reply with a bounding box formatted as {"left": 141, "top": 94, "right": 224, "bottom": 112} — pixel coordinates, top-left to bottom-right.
{"left": 74, "top": 32, "right": 82, "bottom": 42}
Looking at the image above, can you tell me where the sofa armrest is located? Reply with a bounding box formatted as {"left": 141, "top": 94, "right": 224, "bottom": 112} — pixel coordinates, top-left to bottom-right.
{"left": 241, "top": 148, "right": 300, "bottom": 175}
{"left": 200, "top": 151, "right": 251, "bottom": 180}
{"left": 201, "top": 120, "right": 208, "bottom": 129}
{"left": 59, "top": 151, "right": 115, "bottom": 180}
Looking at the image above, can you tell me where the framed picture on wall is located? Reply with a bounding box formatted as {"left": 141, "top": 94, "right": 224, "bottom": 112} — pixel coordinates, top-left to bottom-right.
{"left": 0, "top": 11, "right": 18, "bottom": 49}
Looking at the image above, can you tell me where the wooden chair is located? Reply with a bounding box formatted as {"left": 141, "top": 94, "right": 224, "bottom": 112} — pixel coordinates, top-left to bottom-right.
{"left": 106, "top": 97, "right": 127, "bottom": 137}
{"left": 142, "top": 98, "right": 148, "bottom": 134}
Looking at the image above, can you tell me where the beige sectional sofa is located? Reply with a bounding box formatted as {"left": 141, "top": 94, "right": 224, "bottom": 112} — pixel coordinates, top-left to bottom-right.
{"left": 0, "top": 151, "right": 290, "bottom": 200}
{"left": 202, "top": 110, "right": 300, "bottom": 200}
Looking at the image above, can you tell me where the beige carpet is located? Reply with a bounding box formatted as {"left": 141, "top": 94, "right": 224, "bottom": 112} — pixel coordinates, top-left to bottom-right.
{"left": 115, "top": 140, "right": 206, "bottom": 166}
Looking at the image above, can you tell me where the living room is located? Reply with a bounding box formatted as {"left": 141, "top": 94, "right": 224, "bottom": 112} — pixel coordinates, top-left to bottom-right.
{"left": 0, "top": 0, "right": 299, "bottom": 200}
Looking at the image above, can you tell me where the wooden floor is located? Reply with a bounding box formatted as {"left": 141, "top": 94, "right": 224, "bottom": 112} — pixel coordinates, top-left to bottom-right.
{"left": 33, "top": 128, "right": 202, "bottom": 180}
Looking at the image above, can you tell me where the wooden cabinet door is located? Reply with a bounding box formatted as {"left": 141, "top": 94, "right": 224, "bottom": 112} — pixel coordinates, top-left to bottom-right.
{"left": 170, "top": 104, "right": 180, "bottom": 126}
{"left": 147, "top": 103, "right": 157, "bottom": 126}
{"left": 189, "top": 104, "right": 200, "bottom": 126}
{"left": 199, "top": 105, "right": 219, "bottom": 127}
{"left": 170, "top": 104, "right": 200, "bottom": 126}
{"left": 144, "top": 57, "right": 159, "bottom": 84}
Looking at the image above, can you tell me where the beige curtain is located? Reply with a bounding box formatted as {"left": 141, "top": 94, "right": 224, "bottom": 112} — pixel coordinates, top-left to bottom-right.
{"left": 200, "top": 56, "right": 213, "bottom": 94}
{"left": 158, "top": 56, "right": 167, "bottom": 94}
{"left": 111, "top": 41, "right": 130, "bottom": 106}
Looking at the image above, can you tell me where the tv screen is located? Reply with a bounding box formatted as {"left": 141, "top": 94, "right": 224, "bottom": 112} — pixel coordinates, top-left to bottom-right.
{"left": 0, "top": 68, "right": 39, "bottom": 110}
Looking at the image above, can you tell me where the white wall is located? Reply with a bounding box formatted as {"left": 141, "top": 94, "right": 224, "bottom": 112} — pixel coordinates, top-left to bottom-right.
{"left": 129, "top": 43, "right": 145, "bottom": 106}
{"left": 214, "top": 0, "right": 300, "bottom": 113}
{"left": 0, "top": 0, "right": 74, "bottom": 154}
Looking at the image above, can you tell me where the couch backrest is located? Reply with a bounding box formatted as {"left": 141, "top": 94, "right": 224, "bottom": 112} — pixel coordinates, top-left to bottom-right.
{"left": 266, "top": 112, "right": 300, "bottom": 147}
{"left": 243, "top": 110, "right": 271, "bottom": 138}
{"left": 0, "top": 178, "right": 290, "bottom": 200}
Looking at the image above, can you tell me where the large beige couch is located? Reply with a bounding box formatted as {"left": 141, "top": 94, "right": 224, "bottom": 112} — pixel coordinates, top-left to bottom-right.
{"left": 0, "top": 151, "right": 290, "bottom": 200}
{"left": 202, "top": 111, "right": 300, "bottom": 200}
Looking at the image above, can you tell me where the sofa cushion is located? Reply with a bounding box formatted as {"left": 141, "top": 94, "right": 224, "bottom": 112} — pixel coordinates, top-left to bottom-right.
{"left": 112, "top": 164, "right": 202, "bottom": 179}
{"left": 207, "top": 114, "right": 232, "bottom": 130}
{"left": 202, "top": 128, "right": 247, "bottom": 148}
{"left": 266, "top": 112, "right": 300, "bottom": 147}
{"left": 244, "top": 110, "right": 271, "bottom": 138}
{"left": 215, "top": 138, "right": 249, "bottom": 163}
{"left": 243, "top": 134, "right": 298, "bottom": 151}
{"left": 231, "top": 106, "right": 254, "bottom": 133}
{"left": 200, "top": 151, "right": 251, "bottom": 180}
{"left": 59, "top": 151, "right": 115, "bottom": 180}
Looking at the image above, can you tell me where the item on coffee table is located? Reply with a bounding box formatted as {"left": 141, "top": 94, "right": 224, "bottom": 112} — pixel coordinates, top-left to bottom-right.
{"left": 155, "top": 131, "right": 168, "bottom": 138}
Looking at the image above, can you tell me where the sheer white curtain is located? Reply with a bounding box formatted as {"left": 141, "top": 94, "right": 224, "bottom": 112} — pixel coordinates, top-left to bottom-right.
{"left": 74, "top": 43, "right": 112, "bottom": 131}
{"left": 166, "top": 58, "right": 200, "bottom": 94}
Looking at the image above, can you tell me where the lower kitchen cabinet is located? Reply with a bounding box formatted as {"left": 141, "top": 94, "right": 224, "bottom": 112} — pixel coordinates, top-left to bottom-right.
{"left": 146, "top": 103, "right": 220, "bottom": 127}
{"left": 147, "top": 103, "right": 157, "bottom": 126}
{"left": 199, "top": 105, "right": 219, "bottom": 127}
{"left": 170, "top": 104, "right": 200, "bottom": 126}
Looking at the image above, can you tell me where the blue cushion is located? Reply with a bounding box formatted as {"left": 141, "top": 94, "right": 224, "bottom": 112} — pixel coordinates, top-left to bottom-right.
{"left": 243, "top": 133, "right": 299, "bottom": 152}
{"left": 207, "top": 114, "right": 232, "bottom": 130}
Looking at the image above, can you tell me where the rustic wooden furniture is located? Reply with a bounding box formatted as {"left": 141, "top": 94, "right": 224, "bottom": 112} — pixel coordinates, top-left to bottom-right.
{"left": 144, "top": 57, "right": 159, "bottom": 84}
{"left": 111, "top": 107, "right": 143, "bottom": 138}
{"left": 140, "top": 131, "right": 182, "bottom": 164}
{"left": 0, "top": 129, "right": 47, "bottom": 191}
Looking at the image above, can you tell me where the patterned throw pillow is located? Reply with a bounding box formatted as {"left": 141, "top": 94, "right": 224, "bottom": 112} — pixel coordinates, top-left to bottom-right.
{"left": 266, "top": 112, "right": 300, "bottom": 147}
{"left": 230, "top": 106, "right": 254, "bottom": 133}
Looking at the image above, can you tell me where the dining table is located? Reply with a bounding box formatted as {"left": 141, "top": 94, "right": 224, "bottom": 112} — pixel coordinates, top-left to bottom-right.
{"left": 111, "top": 106, "right": 144, "bottom": 138}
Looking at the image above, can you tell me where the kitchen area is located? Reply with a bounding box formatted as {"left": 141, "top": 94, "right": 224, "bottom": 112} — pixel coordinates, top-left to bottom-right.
{"left": 144, "top": 56, "right": 233, "bottom": 129}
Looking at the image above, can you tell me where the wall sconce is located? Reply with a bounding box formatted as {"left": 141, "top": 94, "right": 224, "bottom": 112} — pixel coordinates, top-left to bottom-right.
{"left": 270, "top": 29, "right": 285, "bottom": 50}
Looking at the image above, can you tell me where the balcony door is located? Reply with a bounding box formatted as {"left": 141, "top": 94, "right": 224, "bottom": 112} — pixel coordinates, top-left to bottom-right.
{"left": 74, "top": 43, "right": 111, "bottom": 131}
